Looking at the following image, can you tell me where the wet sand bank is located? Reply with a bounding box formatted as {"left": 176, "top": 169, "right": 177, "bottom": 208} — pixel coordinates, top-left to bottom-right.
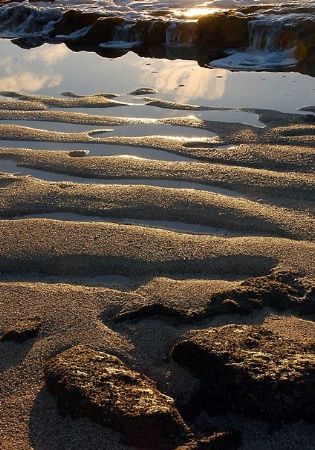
{"left": 0, "top": 84, "right": 314, "bottom": 449}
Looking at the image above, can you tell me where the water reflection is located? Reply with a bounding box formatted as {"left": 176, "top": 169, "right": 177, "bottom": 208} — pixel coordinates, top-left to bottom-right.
{"left": 25, "top": 44, "right": 69, "bottom": 65}
{"left": 136, "top": 60, "right": 227, "bottom": 104}
{"left": 0, "top": 41, "right": 63, "bottom": 92}
{"left": 0, "top": 38, "right": 314, "bottom": 113}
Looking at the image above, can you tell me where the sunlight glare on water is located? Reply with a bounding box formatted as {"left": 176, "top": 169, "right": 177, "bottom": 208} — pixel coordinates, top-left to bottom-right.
{"left": 181, "top": 7, "right": 221, "bottom": 18}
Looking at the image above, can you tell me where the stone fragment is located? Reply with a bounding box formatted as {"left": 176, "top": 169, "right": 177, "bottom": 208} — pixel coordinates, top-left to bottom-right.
{"left": 45, "top": 345, "right": 190, "bottom": 448}
{"left": 171, "top": 317, "right": 315, "bottom": 424}
{"left": 205, "top": 270, "right": 315, "bottom": 318}
{"left": 129, "top": 88, "right": 157, "bottom": 95}
{"left": 0, "top": 316, "right": 42, "bottom": 343}
{"left": 68, "top": 150, "right": 89, "bottom": 157}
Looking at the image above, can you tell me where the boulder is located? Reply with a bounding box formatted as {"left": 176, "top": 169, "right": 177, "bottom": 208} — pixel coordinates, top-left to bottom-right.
{"left": 171, "top": 317, "right": 315, "bottom": 424}
{"left": 197, "top": 12, "right": 250, "bottom": 49}
{"left": 51, "top": 10, "right": 98, "bottom": 37}
{"left": 44, "top": 345, "right": 190, "bottom": 448}
{"left": 85, "top": 17, "right": 126, "bottom": 43}
{"left": 0, "top": 316, "right": 42, "bottom": 343}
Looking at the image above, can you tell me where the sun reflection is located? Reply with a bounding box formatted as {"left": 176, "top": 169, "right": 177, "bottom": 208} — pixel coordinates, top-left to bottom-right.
{"left": 182, "top": 7, "right": 221, "bottom": 18}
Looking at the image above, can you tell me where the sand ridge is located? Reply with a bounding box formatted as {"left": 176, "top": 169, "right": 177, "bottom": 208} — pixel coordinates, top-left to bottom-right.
{"left": 0, "top": 92, "right": 314, "bottom": 449}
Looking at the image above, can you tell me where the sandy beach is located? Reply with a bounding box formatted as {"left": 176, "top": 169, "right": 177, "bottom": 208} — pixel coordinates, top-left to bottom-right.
{"left": 0, "top": 82, "right": 314, "bottom": 449}
{"left": 0, "top": 1, "right": 315, "bottom": 440}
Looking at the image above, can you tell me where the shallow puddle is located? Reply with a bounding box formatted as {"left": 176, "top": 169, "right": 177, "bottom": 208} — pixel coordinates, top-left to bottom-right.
{"left": 11, "top": 212, "right": 237, "bottom": 236}
{"left": 0, "top": 158, "right": 245, "bottom": 198}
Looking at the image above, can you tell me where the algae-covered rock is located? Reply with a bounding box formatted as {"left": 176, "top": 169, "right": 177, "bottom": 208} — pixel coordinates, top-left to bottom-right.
{"left": 197, "top": 12, "right": 250, "bottom": 49}
{"left": 172, "top": 317, "right": 315, "bottom": 424}
{"left": 45, "top": 345, "right": 190, "bottom": 448}
{"left": 295, "top": 34, "right": 315, "bottom": 62}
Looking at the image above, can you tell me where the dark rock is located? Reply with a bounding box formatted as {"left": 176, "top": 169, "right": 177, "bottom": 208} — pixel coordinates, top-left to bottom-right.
{"left": 129, "top": 87, "right": 157, "bottom": 95}
{"left": 84, "top": 17, "right": 126, "bottom": 43}
{"left": 300, "top": 286, "right": 315, "bottom": 315}
{"left": 114, "top": 301, "right": 194, "bottom": 324}
{"left": 51, "top": 10, "right": 98, "bottom": 37}
{"left": 171, "top": 317, "right": 315, "bottom": 424}
{"left": 44, "top": 345, "right": 191, "bottom": 448}
{"left": 133, "top": 19, "right": 169, "bottom": 45}
{"left": 295, "top": 34, "right": 315, "bottom": 63}
{"left": 197, "top": 12, "right": 250, "bottom": 49}
{"left": 0, "top": 316, "right": 42, "bottom": 343}
{"left": 166, "top": 22, "right": 200, "bottom": 46}
{"left": 68, "top": 150, "right": 89, "bottom": 157}
{"left": 204, "top": 270, "right": 315, "bottom": 318}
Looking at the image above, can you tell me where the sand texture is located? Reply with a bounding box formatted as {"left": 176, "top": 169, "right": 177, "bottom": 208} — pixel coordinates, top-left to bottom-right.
{"left": 0, "top": 92, "right": 314, "bottom": 449}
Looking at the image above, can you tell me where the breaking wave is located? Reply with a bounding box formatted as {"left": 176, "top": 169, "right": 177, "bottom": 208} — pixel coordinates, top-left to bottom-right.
{"left": 0, "top": 0, "right": 315, "bottom": 73}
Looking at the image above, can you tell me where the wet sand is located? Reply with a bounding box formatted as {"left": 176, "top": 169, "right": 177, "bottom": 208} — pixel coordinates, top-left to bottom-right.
{"left": 0, "top": 91, "right": 314, "bottom": 449}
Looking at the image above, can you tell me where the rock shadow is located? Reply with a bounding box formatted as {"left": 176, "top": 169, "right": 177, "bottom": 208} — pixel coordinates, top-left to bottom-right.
{"left": 0, "top": 339, "right": 36, "bottom": 372}
{"left": 29, "top": 387, "right": 126, "bottom": 450}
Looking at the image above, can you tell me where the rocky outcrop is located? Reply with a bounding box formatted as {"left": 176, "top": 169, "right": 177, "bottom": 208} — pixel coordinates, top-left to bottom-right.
{"left": 113, "top": 271, "right": 315, "bottom": 324}
{"left": 197, "top": 12, "right": 250, "bottom": 49}
{"left": 295, "top": 35, "right": 315, "bottom": 63}
{"left": 132, "top": 19, "right": 170, "bottom": 45}
{"left": 171, "top": 317, "right": 315, "bottom": 424}
{"left": 84, "top": 17, "right": 126, "bottom": 44}
{"left": 49, "top": 10, "right": 250, "bottom": 50}
{"left": 0, "top": 316, "right": 42, "bottom": 343}
{"left": 44, "top": 345, "right": 191, "bottom": 448}
{"left": 50, "top": 10, "right": 99, "bottom": 37}
{"left": 204, "top": 270, "right": 315, "bottom": 318}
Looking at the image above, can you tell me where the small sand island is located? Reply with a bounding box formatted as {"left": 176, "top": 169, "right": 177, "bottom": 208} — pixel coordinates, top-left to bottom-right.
{"left": 0, "top": 84, "right": 314, "bottom": 449}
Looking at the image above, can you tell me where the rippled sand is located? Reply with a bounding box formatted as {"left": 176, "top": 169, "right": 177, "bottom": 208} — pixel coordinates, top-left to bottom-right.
{"left": 0, "top": 91, "right": 314, "bottom": 449}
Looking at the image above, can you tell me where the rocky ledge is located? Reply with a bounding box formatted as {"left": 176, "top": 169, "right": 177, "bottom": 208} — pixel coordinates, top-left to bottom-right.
{"left": 172, "top": 316, "right": 315, "bottom": 425}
